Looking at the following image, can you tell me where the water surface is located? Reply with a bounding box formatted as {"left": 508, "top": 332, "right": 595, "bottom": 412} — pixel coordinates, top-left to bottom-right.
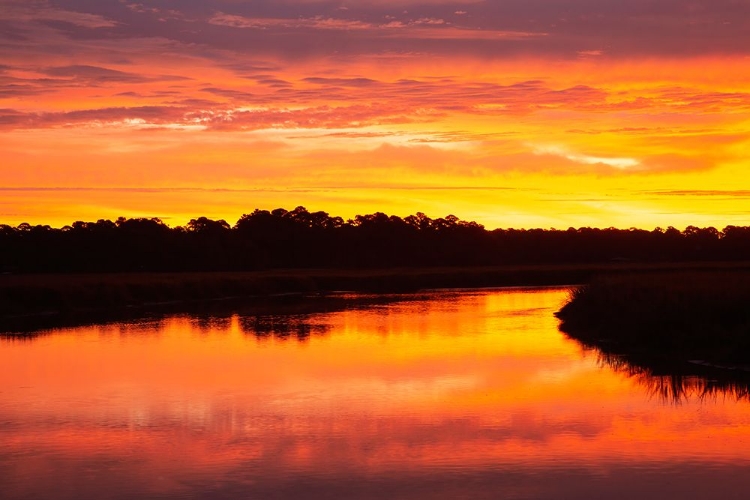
{"left": 3, "top": 288, "right": 750, "bottom": 499}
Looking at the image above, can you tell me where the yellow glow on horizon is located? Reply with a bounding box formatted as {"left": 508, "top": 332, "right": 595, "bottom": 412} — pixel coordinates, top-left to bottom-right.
{"left": 1, "top": 36, "right": 749, "bottom": 229}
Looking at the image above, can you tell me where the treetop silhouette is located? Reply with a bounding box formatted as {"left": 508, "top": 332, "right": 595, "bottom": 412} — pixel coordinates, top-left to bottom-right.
{"left": 1, "top": 206, "right": 748, "bottom": 272}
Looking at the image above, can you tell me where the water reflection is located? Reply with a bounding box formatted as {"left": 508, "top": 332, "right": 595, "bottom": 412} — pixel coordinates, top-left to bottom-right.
{"left": 238, "top": 314, "right": 330, "bottom": 341}
{"left": 3, "top": 288, "right": 750, "bottom": 500}
{"left": 586, "top": 347, "right": 750, "bottom": 403}
{"left": 0, "top": 292, "right": 411, "bottom": 340}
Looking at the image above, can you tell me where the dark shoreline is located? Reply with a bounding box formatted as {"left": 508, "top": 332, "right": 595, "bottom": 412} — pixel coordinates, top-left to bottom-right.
{"left": 556, "top": 267, "right": 750, "bottom": 371}
{"left": 554, "top": 267, "right": 750, "bottom": 401}
{"left": 4, "top": 261, "right": 750, "bottom": 333}
{"left": 0, "top": 264, "right": 581, "bottom": 334}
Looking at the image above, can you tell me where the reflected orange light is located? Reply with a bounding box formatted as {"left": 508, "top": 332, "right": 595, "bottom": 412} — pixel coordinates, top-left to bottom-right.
{"left": 3, "top": 288, "right": 750, "bottom": 496}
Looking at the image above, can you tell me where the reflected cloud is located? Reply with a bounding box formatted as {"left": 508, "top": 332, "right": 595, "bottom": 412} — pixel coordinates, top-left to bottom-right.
{"left": 7, "top": 289, "right": 748, "bottom": 499}
{"left": 4, "top": 289, "right": 750, "bottom": 499}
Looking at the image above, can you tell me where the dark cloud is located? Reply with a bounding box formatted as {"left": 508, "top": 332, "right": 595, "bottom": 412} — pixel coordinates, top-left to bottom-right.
{"left": 165, "top": 97, "right": 223, "bottom": 107}
{"left": 0, "top": 108, "right": 26, "bottom": 125}
{"left": 1, "top": 76, "right": 747, "bottom": 133}
{"left": 41, "top": 65, "right": 189, "bottom": 84}
{"left": 0, "top": 84, "right": 54, "bottom": 98}
{"left": 200, "top": 87, "right": 256, "bottom": 101}
{"left": 303, "top": 77, "right": 379, "bottom": 87}
{"left": 0, "top": 105, "right": 187, "bottom": 129}
{"left": 43, "top": 64, "right": 152, "bottom": 83}
{"left": 0, "top": 63, "right": 193, "bottom": 100}
{"left": 0, "top": 20, "right": 32, "bottom": 41}
{"left": 19, "top": 0, "right": 744, "bottom": 61}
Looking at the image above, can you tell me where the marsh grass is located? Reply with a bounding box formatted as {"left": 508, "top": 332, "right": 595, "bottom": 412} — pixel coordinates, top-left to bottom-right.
{"left": 557, "top": 270, "right": 750, "bottom": 364}
{"left": 2, "top": 261, "right": 750, "bottom": 319}
{"left": 0, "top": 263, "right": 627, "bottom": 319}
{"left": 4, "top": 262, "right": 750, "bottom": 333}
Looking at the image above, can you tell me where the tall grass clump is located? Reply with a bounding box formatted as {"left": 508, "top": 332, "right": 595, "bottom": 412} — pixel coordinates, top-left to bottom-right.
{"left": 556, "top": 271, "right": 750, "bottom": 363}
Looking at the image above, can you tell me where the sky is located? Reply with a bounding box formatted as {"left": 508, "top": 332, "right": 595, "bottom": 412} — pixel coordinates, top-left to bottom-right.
{"left": 1, "top": 0, "right": 749, "bottom": 229}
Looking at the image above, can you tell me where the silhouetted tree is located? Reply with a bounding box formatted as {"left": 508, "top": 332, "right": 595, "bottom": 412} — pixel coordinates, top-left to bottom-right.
{"left": 2, "top": 209, "right": 750, "bottom": 272}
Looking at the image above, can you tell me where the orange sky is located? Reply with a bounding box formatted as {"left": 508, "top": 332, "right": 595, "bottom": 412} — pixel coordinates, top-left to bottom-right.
{"left": 1, "top": 0, "right": 749, "bottom": 229}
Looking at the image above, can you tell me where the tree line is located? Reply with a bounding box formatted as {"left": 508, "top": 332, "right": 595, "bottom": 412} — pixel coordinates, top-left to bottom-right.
{"left": 1, "top": 206, "right": 749, "bottom": 272}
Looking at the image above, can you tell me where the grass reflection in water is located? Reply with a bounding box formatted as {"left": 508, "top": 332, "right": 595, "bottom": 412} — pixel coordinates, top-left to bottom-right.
{"left": 557, "top": 270, "right": 750, "bottom": 402}
{"left": 572, "top": 335, "right": 750, "bottom": 404}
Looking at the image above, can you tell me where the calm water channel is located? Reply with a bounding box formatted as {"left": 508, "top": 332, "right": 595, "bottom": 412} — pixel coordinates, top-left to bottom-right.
{"left": 3, "top": 288, "right": 750, "bottom": 499}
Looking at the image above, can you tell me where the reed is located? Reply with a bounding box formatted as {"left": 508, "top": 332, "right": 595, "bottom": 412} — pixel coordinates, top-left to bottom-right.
{"left": 4, "top": 262, "right": 750, "bottom": 329}
{"left": 556, "top": 270, "right": 750, "bottom": 364}
{"left": 0, "top": 264, "right": 615, "bottom": 318}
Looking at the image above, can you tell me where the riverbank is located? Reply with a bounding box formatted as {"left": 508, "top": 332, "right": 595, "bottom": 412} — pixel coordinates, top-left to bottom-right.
{"left": 556, "top": 268, "right": 750, "bottom": 366}
{"left": 4, "top": 261, "right": 750, "bottom": 321}
{"left": 1, "top": 264, "right": 575, "bottom": 320}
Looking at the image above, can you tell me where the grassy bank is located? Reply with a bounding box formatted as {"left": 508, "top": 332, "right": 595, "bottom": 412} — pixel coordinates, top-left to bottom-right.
{"left": 0, "top": 263, "right": 601, "bottom": 334}
{"left": 556, "top": 269, "right": 750, "bottom": 365}
{"left": 0, "top": 264, "right": 583, "bottom": 319}
{"left": 4, "top": 261, "right": 750, "bottom": 320}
